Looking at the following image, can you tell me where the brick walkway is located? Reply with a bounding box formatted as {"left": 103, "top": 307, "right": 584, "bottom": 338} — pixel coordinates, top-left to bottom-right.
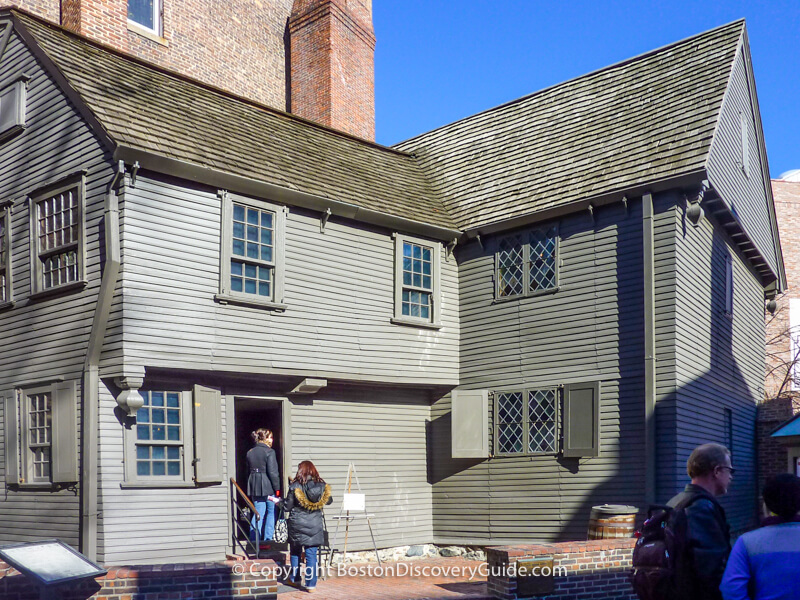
{"left": 276, "top": 557, "right": 491, "bottom": 599}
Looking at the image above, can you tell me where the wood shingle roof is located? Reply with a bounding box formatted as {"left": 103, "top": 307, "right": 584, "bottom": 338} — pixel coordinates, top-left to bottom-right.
{"left": 396, "top": 21, "right": 745, "bottom": 232}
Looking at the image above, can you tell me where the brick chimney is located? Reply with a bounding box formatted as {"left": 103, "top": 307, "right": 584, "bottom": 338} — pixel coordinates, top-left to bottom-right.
{"left": 288, "top": 0, "right": 376, "bottom": 140}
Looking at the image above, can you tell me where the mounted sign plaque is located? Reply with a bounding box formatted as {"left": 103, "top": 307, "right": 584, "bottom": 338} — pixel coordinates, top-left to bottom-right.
{"left": 0, "top": 539, "right": 106, "bottom": 586}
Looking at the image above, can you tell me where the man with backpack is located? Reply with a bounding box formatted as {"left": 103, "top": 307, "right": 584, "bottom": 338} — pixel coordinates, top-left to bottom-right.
{"left": 632, "top": 443, "right": 733, "bottom": 600}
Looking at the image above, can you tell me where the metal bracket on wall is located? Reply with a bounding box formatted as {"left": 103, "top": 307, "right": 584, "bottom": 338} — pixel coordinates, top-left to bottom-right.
{"left": 446, "top": 238, "right": 458, "bottom": 261}
{"left": 587, "top": 203, "right": 595, "bottom": 224}
{"left": 475, "top": 233, "right": 483, "bottom": 251}
{"left": 130, "top": 161, "right": 140, "bottom": 188}
{"left": 320, "top": 207, "right": 332, "bottom": 233}
{"left": 621, "top": 195, "right": 629, "bottom": 215}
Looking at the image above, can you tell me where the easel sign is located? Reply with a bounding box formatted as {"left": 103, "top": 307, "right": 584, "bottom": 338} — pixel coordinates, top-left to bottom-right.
{"left": 328, "top": 463, "right": 381, "bottom": 565}
{"left": 341, "top": 493, "right": 365, "bottom": 512}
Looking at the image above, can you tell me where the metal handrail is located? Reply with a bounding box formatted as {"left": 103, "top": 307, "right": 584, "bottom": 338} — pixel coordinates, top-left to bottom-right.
{"left": 230, "top": 477, "right": 261, "bottom": 558}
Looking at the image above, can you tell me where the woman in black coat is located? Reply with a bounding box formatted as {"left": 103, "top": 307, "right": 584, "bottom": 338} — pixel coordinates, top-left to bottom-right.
{"left": 246, "top": 428, "right": 281, "bottom": 541}
{"left": 284, "top": 460, "right": 332, "bottom": 591}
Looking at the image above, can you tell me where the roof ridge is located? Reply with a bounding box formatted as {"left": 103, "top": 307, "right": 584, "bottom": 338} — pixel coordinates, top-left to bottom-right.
{"left": 396, "top": 19, "right": 745, "bottom": 148}
{"left": 2, "top": 5, "right": 412, "bottom": 157}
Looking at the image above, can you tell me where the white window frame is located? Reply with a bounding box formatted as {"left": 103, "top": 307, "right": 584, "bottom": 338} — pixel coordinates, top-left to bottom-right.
{"left": 19, "top": 385, "right": 52, "bottom": 484}
{"left": 127, "top": 0, "right": 162, "bottom": 35}
{"left": 392, "top": 233, "right": 442, "bottom": 329}
{"left": 123, "top": 390, "right": 194, "bottom": 486}
{"left": 28, "top": 174, "right": 87, "bottom": 298}
{"left": 0, "top": 201, "right": 12, "bottom": 307}
{"left": 495, "top": 224, "right": 559, "bottom": 301}
{"left": 216, "top": 191, "right": 287, "bottom": 311}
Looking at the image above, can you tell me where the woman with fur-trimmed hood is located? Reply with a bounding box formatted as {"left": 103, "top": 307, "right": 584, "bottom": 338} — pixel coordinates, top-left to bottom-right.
{"left": 284, "top": 460, "right": 332, "bottom": 591}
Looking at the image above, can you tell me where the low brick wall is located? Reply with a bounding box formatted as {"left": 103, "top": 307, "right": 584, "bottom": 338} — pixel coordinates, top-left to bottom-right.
{"left": 487, "top": 539, "right": 636, "bottom": 600}
{"left": 0, "top": 559, "right": 278, "bottom": 599}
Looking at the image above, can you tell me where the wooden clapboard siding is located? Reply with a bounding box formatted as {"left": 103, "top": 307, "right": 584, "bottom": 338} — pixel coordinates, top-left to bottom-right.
{"left": 658, "top": 193, "right": 763, "bottom": 532}
{"left": 706, "top": 38, "right": 781, "bottom": 281}
{"left": 0, "top": 27, "right": 112, "bottom": 548}
{"left": 117, "top": 172, "right": 459, "bottom": 385}
{"left": 432, "top": 201, "right": 646, "bottom": 542}
{"left": 96, "top": 382, "right": 230, "bottom": 564}
{"left": 289, "top": 385, "right": 433, "bottom": 551}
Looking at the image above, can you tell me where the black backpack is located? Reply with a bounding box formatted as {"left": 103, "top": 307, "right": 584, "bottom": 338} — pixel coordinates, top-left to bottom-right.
{"left": 630, "top": 496, "right": 701, "bottom": 600}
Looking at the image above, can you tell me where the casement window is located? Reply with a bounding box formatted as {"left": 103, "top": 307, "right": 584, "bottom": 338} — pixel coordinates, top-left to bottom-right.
{"left": 0, "top": 203, "right": 10, "bottom": 305}
{"left": 392, "top": 233, "right": 442, "bottom": 327}
{"left": 128, "top": 0, "right": 162, "bottom": 34}
{"left": 124, "top": 385, "right": 223, "bottom": 486}
{"left": 217, "top": 192, "right": 286, "bottom": 310}
{"left": 495, "top": 388, "right": 559, "bottom": 455}
{"left": 482, "top": 382, "right": 599, "bottom": 458}
{"left": 724, "top": 252, "right": 733, "bottom": 316}
{"left": 29, "top": 176, "right": 86, "bottom": 296}
{"left": 3, "top": 381, "right": 78, "bottom": 487}
{"left": 496, "top": 225, "right": 558, "bottom": 299}
{"left": 0, "top": 76, "right": 27, "bottom": 143}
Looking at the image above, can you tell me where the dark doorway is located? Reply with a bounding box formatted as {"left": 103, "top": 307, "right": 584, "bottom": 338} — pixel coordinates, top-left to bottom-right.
{"left": 234, "top": 399, "right": 285, "bottom": 497}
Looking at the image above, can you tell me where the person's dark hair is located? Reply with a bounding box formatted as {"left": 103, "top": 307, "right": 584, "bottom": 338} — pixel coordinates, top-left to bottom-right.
{"left": 687, "top": 443, "right": 730, "bottom": 478}
{"left": 293, "top": 460, "right": 323, "bottom": 484}
{"left": 763, "top": 473, "right": 800, "bottom": 521}
{"left": 251, "top": 428, "right": 273, "bottom": 445}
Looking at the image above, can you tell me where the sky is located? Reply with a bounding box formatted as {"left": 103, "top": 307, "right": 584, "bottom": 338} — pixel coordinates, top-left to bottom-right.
{"left": 372, "top": 1, "right": 800, "bottom": 179}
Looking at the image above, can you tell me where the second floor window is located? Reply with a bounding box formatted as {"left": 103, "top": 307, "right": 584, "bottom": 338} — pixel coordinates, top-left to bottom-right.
{"left": 29, "top": 176, "right": 85, "bottom": 295}
{"left": 218, "top": 192, "right": 286, "bottom": 309}
{"left": 128, "top": 0, "right": 161, "bottom": 33}
{"left": 393, "top": 234, "right": 441, "bottom": 327}
{"left": 497, "top": 225, "right": 558, "bottom": 299}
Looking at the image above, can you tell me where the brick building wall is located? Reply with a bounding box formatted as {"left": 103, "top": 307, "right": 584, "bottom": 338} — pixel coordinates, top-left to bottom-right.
{"left": 760, "top": 177, "right": 800, "bottom": 492}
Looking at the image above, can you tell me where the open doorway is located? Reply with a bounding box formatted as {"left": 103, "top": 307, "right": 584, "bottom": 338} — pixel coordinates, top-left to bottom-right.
{"left": 234, "top": 398, "right": 286, "bottom": 495}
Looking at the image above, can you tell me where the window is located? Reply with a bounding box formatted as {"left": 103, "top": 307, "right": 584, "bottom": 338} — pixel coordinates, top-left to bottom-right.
{"left": 29, "top": 176, "right": 86, "bottom": 296}
{"left": 3, "top": 381, "right": 78, "bottom": 487}
{"left": 218, "top": 192, "right": 286, "bottom": 309}
{"left": 0, "top": 203, "right": 10, "bottom": 305}
{"left": 495, "top": 388, "right": 558, "bottom": 455}
{"left": 128, "top": 0, "right": 161, "bottom": 33}
{"left": 496, "top": 225, "right": 558, "bottom": 299}
{"left": 135, "top": 391, "right": 185, "bottom": 479}
{"left": 393, "top": 233, "right": 441, "bottom": 327}
{"left": 724, "top": 252, "right": 733, "bottom": 316}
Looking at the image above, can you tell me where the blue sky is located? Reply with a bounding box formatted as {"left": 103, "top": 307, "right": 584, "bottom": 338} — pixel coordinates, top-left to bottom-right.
{"left": 373, "top": 1, "right": 799, "bottom": 179}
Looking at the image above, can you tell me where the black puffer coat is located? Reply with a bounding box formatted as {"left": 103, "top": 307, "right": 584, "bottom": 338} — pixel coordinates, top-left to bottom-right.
{"left": 284, "top": 479, "right": 332, "bottom": 547}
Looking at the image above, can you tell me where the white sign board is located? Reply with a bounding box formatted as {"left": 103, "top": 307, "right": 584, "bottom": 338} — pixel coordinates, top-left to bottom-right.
{"left": 342, "top": 493, "right": 366, "bottom": 512}
{"left": 0, "top": 540, "right": 106, "bottom": 585}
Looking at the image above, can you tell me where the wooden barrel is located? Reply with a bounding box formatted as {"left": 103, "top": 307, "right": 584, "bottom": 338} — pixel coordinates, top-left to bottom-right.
{"left": 587, "top": 504, "right": 638, "bottom": 540}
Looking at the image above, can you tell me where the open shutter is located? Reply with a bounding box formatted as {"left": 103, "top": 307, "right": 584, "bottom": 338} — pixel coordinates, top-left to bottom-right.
{"left": 563, "top": 382, "right": 600, "bottom": 458}
{"left": 451, "top": 389, "right": 489, "bottom": 459}
{"left": 193, "top": 385, "right": 223, "bottom": 483}
{"left": 52, "top": 380, "right": 78, "bottom": 483}
{"left": 3, "top": 390, "right": 19, "bottom": 485}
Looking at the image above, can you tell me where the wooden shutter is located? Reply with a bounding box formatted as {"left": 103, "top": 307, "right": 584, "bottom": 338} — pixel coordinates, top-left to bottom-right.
{"left": 52, "top": 380, "right": 78, "bottom": 483}
{"left": 193, "top": 385, "right": 223, "bottom": 483}
{"left": 451, "top": 389, "right": 489, "bottom": 459}
{"left": 563, "top": 382, "right": 600, "bottom": 458}
{"left": 3, "top": 390, "right": 19, "bottom": 485}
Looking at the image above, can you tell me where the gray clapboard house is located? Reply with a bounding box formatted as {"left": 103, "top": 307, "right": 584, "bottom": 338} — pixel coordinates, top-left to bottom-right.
{"left": 0, "top": 9, "right": 784, "bottom": 564}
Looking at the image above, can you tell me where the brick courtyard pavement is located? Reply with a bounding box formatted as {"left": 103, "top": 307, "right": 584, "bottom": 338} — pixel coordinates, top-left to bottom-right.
{"left": 276, "top": 557, "right": 492, "bottom": 599}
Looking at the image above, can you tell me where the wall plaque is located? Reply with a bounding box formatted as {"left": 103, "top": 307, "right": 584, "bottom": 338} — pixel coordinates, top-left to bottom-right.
{"left": 0, "top": 539, "right": 106, "bottom": 586}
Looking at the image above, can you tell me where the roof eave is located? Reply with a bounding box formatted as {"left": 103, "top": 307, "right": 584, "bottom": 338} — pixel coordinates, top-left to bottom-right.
{"left": 113, "top": 145, "right": 463, "bottom": 242}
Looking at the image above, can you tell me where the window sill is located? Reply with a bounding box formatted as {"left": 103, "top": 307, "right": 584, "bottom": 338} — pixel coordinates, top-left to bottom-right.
{"left": 492, "top": 286, "right": 560, "bottom": 304}
{"left": 29, "top": 280, "right": 88, "bottom": 301}
{"left": 127, "top": 21, "right": 169, "bottom": 46}
{"left": 9, "top": 483, "right": 61, "bottom": 491}
{"left": 390, "top": 317, "right": 442, "bottom": 331}
{"left": 120, "top": 481, "right": 197, "bottom": 489}
{"left": 215, "top": 293, "right": 287, "bottom": 312}
{"left": 0, "top": 300, "right": 14, "bottom": 311}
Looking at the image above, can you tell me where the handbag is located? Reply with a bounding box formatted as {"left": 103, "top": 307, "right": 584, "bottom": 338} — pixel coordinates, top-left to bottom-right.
{"left": 273, "top": 505, "right": 288, "bottom": 544}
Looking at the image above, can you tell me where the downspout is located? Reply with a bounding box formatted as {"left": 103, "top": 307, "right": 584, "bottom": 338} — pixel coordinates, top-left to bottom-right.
{"left": 642, "top": 193, "right": 657, "bottom": 506}
{"left": 81, "top": 160, "right": 123, "bottom": 561}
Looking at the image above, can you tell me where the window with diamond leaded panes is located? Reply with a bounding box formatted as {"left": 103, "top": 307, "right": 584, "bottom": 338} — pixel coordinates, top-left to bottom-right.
{"left": 218, "top": 193, "right": 286, "bottom": 309}
{"left": 29, "top": 177, "right": 85, "bottom": 295}
{"left": 393, "top": 234, "right": 441, "bottom": 327}
{"left": 495, "top": 387, "right": 558, "bottom": 455}
{"left": 496, "top": 226, "right": 558, "bottom": 299}
{"left": 135, "top": 391, "right": 184, "bottom": 478}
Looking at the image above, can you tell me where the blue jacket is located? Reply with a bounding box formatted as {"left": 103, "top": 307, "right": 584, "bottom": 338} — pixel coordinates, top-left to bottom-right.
{"left": 720, "top": 522, "right": 800, "bottom": 600}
